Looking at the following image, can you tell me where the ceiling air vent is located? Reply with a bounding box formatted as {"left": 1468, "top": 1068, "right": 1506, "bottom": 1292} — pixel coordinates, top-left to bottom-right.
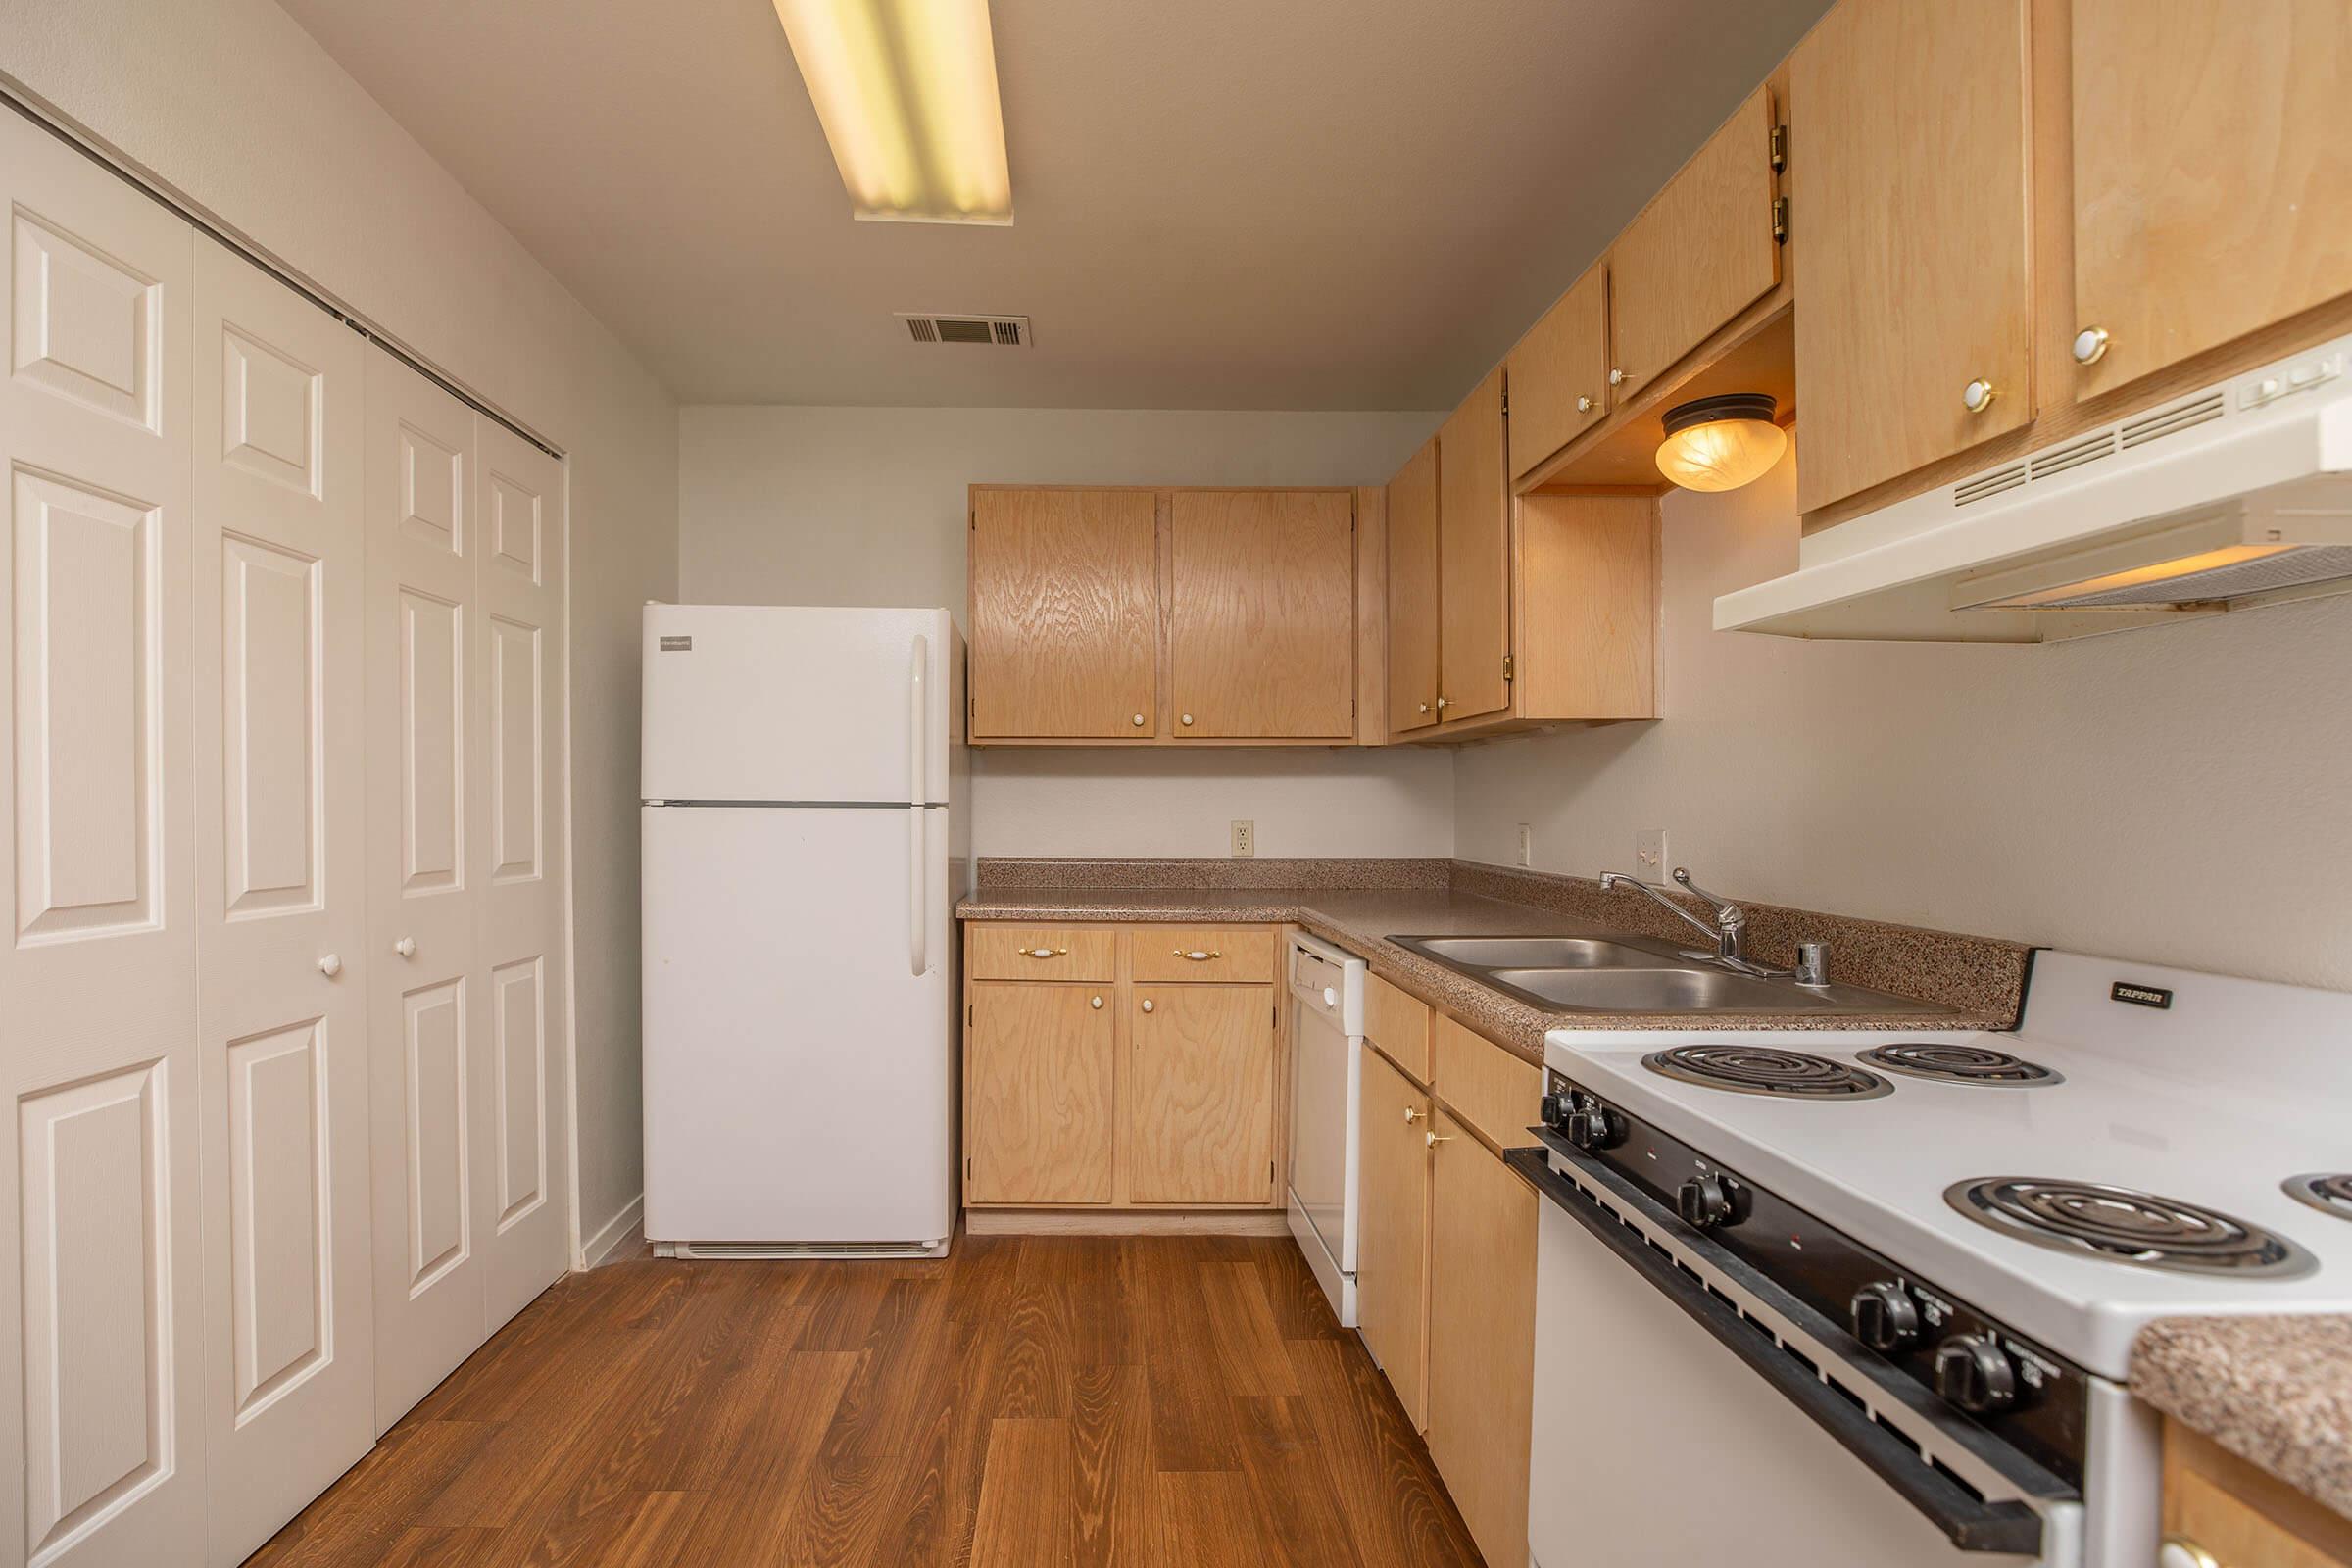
{"left": 896, "top": 312, "right": 1032, "bottom": 347}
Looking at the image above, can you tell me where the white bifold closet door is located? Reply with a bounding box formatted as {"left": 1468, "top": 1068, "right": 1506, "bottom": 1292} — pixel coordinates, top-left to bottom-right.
{"left": 364, "top": 349, "right": 568, "bottom": 1435}
{"left": 0, "top": 111, "right": 207, "bottom": 1566}
{"left": 189, "top": 235, "right": 375, "bottom": 1566}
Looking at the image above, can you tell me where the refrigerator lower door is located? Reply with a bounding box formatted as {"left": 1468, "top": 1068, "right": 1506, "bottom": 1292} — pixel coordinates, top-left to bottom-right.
{"left": 643, "top": 803, "right": 955, "bottom": 1250}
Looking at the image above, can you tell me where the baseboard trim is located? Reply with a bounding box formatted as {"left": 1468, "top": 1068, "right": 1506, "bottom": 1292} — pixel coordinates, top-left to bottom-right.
{"left": 580, "top": 1194, "right": 645, "bottom": 1268}
{"left": 963, "top": 1208, "right": 1291, "bottom": 1237}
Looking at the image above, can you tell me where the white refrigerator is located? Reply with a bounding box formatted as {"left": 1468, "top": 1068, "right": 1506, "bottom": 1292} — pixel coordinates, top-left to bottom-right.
{"left": 641, "top": 604, "right": 967, "bottom": 1256}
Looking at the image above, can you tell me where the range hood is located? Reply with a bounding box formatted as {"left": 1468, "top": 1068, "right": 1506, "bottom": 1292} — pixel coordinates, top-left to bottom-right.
{"left": 1717, "top": 334, "right": 2352, "bottom": 642}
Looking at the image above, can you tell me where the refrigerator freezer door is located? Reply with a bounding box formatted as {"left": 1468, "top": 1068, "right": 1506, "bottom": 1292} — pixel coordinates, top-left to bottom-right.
{"left": 642, "top": 803, "right": 955, "bottom": 1246}
{"left": 643, "top": 604, "right": 955, "bottom": 804}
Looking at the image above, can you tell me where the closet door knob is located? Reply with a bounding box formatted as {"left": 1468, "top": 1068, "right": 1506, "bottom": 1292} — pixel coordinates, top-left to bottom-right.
{"left": 393, "top": 937, "right": 416, "bottom": 958}
{"left": 318, "top": 954, "right": 343, "bottom": 978}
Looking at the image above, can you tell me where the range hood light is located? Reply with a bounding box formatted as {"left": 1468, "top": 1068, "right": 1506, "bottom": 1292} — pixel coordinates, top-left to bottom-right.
{"left": 774, "top": 0, "right": 1013, "bottom": 224}
{"left": 1949, "top": 503, "right": 2352, "bottom": 612}
{"left": 1655, "top": 393, "right": 1787, "bottom": 492}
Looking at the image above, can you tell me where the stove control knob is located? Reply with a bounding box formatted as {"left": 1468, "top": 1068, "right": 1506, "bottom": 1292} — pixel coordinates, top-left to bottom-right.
{"left": 1849, "top": 1282, "right": 1923, "bottom": 1352}
{"left": 1676, "top": 1173, "right": 1737, "bottom": 1229}
{"left": 1935, "top": 1334, "right": 2020, "bottom": 1414}
{"left": 1539, "top": 1092, "right": 1567, "bottom": 1129}
{"left": 1567, "top": 1103, "right": 1625, "bottom": 1152}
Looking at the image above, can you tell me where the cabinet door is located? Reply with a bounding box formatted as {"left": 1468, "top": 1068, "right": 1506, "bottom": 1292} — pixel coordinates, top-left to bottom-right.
{"left": 1384, "top": 440, "right": 1440, "bottom": 734}
{"left": 1506, "top": 262, "right": 1609, "bottom": 479}
{"left": 1356, "top": 1049, "right": 1431, "bottom": 1430}
{"left": 969, "top": 488, "right": 1158, "bottom": 738}
{"left": 1168, "top": 490, "right": 1354, "bottom": 739}
{"left": 1609, "top": 87, "right": 1782, "bottom": 405}
{"left": 966, "top": 982, "right": 1114, "bottom": 1204}
{"left": 2072, "top": 0, "right": 2352, "bottom": 401}
{"left": 1437, "top": 368, "right": 1511, "bottom": 724}
{"left": 1128, "top": 985, "right": 1277, "bottom": 1204}
{"left": 1425, "top": 1115, "right": 1539, "bottom": 1568}
{"left": 1792, "top": 0, "right": 2033, "bottom": 514}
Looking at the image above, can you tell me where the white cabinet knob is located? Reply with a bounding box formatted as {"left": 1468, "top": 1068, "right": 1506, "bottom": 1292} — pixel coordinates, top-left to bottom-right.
{"left": 1435, "top": 696, "right": 1448, "bottom": 711}
{"left": 1607, "top": 367, "right": 1626, "bottom": 387}
{"left": 1090, "top": 995, "right": 1103, "bottom": 1010}
{"left": 1403, "top": 1106, "right": 1423, "bottom": 1124}
{"left": 318, "top": 954, "right": 342, "bottom": 978}
{"left": 2158, "top": 1538, "right": 2220, "bottom": 1568}
{"left": 1130, "top": 712, "right": 1146, "bottom": 727}
{"left": 1417, "top": 702, "right": 1430, "bottom": 714}
{"left": 1140, "top": 999, "right": 1155, "bottom": 1013}
{"left": 1962, "top": 377, "right": 1997, "bottom": 414}
{"left": 2072, "top": 325, "right": 2110, "bottom": 366}
{"left": 1426, "top": 1130, "right": 1453, "bottom": 1148}
{"left": 393, "top": 937, "right": 416, "bottom": 958}
{"left": 1322, "top": 986, "right": 1338, "bottom": 1007}
{"left": 1576, "top": 394, "right": 1594, "bottom": 413}
{"left": 1180, "top": 713, "right": 1194, "bottom": 727}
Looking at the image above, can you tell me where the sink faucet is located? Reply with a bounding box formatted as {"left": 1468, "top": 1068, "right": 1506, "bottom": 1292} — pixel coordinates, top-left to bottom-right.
{"left": 1598, "top": 867, "right": 1836, "bottom": 985}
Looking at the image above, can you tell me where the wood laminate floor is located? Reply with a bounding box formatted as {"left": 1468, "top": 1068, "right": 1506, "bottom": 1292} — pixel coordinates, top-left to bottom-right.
{"left": 246, "top": 1233, "right": 1485, "bottom": 1567}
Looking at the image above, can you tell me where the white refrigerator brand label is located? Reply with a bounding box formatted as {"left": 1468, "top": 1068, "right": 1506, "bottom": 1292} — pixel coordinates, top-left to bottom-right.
{"left": 659, "top": 634, "right": 693, "bottom": 651}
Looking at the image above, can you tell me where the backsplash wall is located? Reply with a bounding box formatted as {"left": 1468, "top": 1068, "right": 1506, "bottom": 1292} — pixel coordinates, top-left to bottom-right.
{"left": 1451, "top": 437, "right": 2352, "bottom": 991}
{"left": 677, "top": 404, "right": 1455, "bottom": 858}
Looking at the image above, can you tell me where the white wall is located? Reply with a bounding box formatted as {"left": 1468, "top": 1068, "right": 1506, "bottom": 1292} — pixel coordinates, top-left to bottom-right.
{"left": 2, "top": 0, "right": 679, "bottom": 1246}
{"left": 1453, "top": 438, "right": 2352, "bottom": 990}
{"left": 679, "top": 404, "right": 1455, "bottom": 858}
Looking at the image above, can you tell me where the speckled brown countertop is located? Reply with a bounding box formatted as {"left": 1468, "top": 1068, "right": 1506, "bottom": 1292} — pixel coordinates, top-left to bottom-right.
{"left": 957, "top": 859, "right": 2026, "bottom": 1063}
{"left": 2132, "top": 1316, "right": 2352, "bottom": 1521}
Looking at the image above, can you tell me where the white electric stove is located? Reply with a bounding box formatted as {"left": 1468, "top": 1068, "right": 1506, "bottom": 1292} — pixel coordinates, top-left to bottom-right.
{"left": 1522, "top": 951, "right": 2352, "bottom": 1568}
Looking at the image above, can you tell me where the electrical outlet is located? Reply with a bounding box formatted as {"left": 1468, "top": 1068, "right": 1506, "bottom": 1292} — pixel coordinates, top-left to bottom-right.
{"left": 1516, "top": 823, "right": 1533, "bottom": 867}
{"left": 1635, "top": 828, "right": 1668, "bottom": 880}
{"left": 1231, "top": 819, "right": 1255, "bottom": 858}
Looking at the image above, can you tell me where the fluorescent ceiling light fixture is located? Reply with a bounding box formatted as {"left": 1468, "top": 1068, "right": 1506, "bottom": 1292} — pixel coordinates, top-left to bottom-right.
{"left": 774, "top": 0, "right": 1013, "bottom": 224}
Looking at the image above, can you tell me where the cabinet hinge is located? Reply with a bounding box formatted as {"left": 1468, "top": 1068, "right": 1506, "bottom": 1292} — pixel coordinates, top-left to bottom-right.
{"left": 1772, "top": 196, "right": 1789, "bottom": 246}
{"left": 966, "top": 1002, "right": 974, "bottom": 1026}
{"left": 1768, "top": 122, "right": 1788, "bottom": 173}
{"left": 966, "top": 1156, "right": 973, "bottom": 1179}
{"left": 1501, "top": 652, "right": 1514, "bottom": 682}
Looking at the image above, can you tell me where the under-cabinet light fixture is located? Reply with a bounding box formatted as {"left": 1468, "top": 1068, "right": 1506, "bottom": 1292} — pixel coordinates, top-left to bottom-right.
{"left": 1655, "top": 393, "right": 1788, "bottom": 492}
{"left": 773, "top": 0, "right": 1014, "bottom": 224}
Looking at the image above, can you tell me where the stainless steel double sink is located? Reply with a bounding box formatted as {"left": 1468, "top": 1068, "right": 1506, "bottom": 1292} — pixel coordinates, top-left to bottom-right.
{"left": 1385, "top": 934, "right": 1942, "bottom": 1015}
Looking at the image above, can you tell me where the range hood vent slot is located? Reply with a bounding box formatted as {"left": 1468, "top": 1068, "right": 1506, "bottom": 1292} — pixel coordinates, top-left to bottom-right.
{"left": 2120, "top": 392, "right": 2226, "bottom": 449}
{"left": 897, "top": 312, "right": 1032, "bottom": 347}
{"left": 1953, "top": 465, "right": 2027, "bottom": 507}
{"left": 2029, "top": 431, "right": 2116, "bottom": 480}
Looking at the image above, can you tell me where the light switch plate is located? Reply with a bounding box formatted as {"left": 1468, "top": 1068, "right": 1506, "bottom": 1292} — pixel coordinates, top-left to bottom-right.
{"left": 1231, "top": 820, "right": 1255, "bottom": 858}
{"left": 1635, "top": 828, "right": 1668, "bottom": 880}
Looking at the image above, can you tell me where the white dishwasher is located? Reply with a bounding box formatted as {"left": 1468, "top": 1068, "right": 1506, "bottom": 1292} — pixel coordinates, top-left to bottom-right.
{"left": 1285, "top": 932, "right": 1366, "bottom": 1325}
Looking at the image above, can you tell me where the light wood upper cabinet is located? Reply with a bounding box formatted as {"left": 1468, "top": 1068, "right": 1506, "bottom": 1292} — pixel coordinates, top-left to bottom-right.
{"left": 965, "top": 980, "right": 1115, "bottom": 1204}
{"left": 2070, "top": 0, "right": 2352, "bottom": 402}
{"left": 969, "top": 488, "right": 1158, "bottom": 739}
{"left": 1169, "top": 490, "right": 1354, "bottom": 739}
{"left": 1437, "top": 367, "right": 1512, "bottom": 725}
{"left": 1127, "top": 983, "right": 1278, "bottom": 1205}
{"left": 1791, "top": 0, "right": 2034, "bottom": 514}
{"left": 1506, "top": 263, "right": 1610, "bottom": 480}
{"left": 1609, "top": 86, "right": 1783, "bottom": 407}
{"left": 1385, "top": 438, "right": 1441, "bottom": 734}
{"left": 1356, "top": 1046, "right": 1432, "bottom": 1431}
{"left": 1424, "top": 1110, "right": 1539, "bottom": 1568}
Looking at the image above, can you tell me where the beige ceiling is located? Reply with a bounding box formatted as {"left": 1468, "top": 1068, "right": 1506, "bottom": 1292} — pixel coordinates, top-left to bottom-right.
{"left": 277, "top": 0, "right": 1830, "bottom": 410}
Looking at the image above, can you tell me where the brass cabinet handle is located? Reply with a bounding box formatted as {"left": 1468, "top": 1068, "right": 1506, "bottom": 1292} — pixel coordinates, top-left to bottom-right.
{"left": 2157, "top": 1538, "right": 2219, "bottom": 1568}
{"left": 1608, "top": 367, "right": 1627, "bottom": 387}
{"left": 1425, "top": 1131, "right": 1453, "bottom": 1148}
{"left": 1417, "top": 702, "right": 1430, "bottom": 714}
{"left": 1180, "top": 712, "right": 1195, "bottom": 727}
{"left": 1140, "top": 999, "right": 1155, "bottom": 1013}
{"left": 2072, "top": 326, "right": 2110, "bottom": 366}
{"left": 1402, "top": 1106, "right": 1422, "bottom": 1124}
{"left": 1090, "top": 995, "right": 1103, "bottom": 1009}
{"left": 1576, "top": 394, "right": 1594, "bottom": 414}
{"left": 1173, "top": 949, "right": 1220, "bottom": 961}
{"left": 1023, "top": 946, "right": 1069, "bottom": 959}
{"left": 1130, "top": 712, "right": 1147, "bottom": 726}
{"left": 1435, "top": 696, "right": 1449, "bottom": 711}
{"left": 1962, "top": 377, "right": 1997, "bottom": 414}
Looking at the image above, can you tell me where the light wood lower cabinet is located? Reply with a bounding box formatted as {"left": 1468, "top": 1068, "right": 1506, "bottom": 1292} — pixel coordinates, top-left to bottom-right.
{"left": 965, "top": 981, "right": 1115, "bottom": 1204}
{"left": 961, "top": 921, "right": 1282, "bottom": 1211}
{"left": 1356, "top": 1046, "right": 1432, "bottom": 1430}
{"left": 1425, "top": 1106, "right": 1539, "bottom": 1568}
{"left": 1127, "top": 983, "right": 1279, "bottom": 1203}
{"left": 2164, "top": 1421, "right": 2352, "bottom": 1568}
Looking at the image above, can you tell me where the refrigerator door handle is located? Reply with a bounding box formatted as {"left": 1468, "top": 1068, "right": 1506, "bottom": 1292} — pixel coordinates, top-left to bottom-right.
{"left": 908, "top": 634, "right": 929, "bottom": 976}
